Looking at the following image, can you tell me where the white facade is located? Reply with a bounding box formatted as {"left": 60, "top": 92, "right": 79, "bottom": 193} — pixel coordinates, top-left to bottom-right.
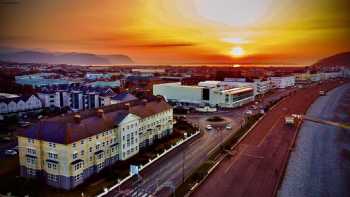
{"left": 153, "top": 82, "right": 254, "bottom": 108}
{"left": 117, "top": 114, "right": 141, "bottom": 160}
{"left": 221, "top": 79, "right": 272, "bottom": 96}
{"left": 0, "top": 95, "right": 43, "bottom": 114}
{"left": 38, "top": 91, "right": 71, "bottom": 108}
{"left": 269, "top": 76, "right": 295, "bottom": 89}
{"left": 153, "top": 83, "right": 203, "bottom": 104}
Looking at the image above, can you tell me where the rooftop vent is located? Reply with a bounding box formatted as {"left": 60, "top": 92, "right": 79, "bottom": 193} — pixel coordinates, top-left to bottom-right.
{"left": 73, "top": 114, "right": 81, "bottom": 123}
{"left": 97, "top": 109, "right": 104, "bottom": 118}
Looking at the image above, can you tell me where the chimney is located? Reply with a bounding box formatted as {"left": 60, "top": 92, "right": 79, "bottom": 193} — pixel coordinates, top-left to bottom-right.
{"left": 142, "top": 99, "right": 148, "bottom": 104}
{"left": 73, "top": 114, "right": 81, "bottom": 124}
{"left": 156, "top": 95, "right": 163, "bottom": 102}
{"left": 97, "top": 109, "right": 104, "bottom": 118}
{"left": 124, "top": 102, "right": 131, "bottom": 110}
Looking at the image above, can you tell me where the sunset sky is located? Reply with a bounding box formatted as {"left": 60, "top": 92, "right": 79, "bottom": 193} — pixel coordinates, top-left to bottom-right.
{"left": 1, "top": 0, "right": 350, "bottom": 65}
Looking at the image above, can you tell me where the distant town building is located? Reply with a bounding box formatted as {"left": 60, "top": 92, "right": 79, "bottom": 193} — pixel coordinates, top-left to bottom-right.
{"left": 38, "top": 86, "right": 116, "bottom": 111}
{"left": 16, "top": 73, "right": 74, "bottom": 88}
{"left": 17, "top": 99, "right": 173, "bottom": 190}
{"left": 85, "top": 73, "right": 112, "bottom": 80}
{"left": 269, "top": 76, "right": 295, "bottom": 89}
{"left": 110, "top": 92, "right": 138, "bottom": 105}
{"left": 87, "top": 80, "right": 121, "bottom": 88}
{"left": 153, "top": 82, "right": 254, "bottom": 108}
{"left": 223, "top": 78, "right": 273, "bottom": 96}
{"left": 0, "top": 94, "right": 43, "bottom": 115}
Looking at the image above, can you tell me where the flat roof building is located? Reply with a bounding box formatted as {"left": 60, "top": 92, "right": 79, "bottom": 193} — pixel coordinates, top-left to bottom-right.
{"left": 153, "top": 82, "right": 254, "bottom": 108}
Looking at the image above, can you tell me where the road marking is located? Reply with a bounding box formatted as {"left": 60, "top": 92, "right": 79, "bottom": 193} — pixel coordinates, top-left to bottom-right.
{"left": 257, "top": 115, "right": 282, "bottom": 147}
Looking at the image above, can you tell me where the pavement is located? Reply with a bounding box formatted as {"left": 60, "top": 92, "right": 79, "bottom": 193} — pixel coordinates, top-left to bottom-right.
{"left": 278, "top": 83, "right": 350, "bottom": 197}
{"left": 103, "top": 87, "right": 295, "bottom": 197}
{"left": 191, "top": 79, "right": 346, "bottom": 197}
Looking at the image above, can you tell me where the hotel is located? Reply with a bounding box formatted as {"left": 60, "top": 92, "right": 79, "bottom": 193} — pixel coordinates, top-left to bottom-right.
{"left": 17, "top": 98, "right": 173, "bottom": 190}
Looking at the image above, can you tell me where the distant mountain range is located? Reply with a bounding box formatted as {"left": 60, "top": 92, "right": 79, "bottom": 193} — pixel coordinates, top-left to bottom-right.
{"left": 311, "top": 52, "right": 350, "bottom": 68}
{"left": 0, "top": 48, "right": 133, "bottom": 65}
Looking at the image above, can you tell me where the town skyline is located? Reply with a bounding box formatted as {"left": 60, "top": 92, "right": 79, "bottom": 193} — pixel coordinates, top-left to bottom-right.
{"left": 1, "top": 0, "right": 350, "bottom": 65}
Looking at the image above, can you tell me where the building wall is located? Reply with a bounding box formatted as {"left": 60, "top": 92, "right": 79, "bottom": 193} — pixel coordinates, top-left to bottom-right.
{"left": 18, "top": 107, "right": 174, "bottom": 190}
{"left": 153, "top": 83, "right": 203, "bottom": 104}
{"left": 139, "top": 108, "right": 173, "bottom": 149}
{"left": 0, "top": 95, "right": 42, "bottom": 114}
{"left": 269, "top": 76, "right": 295, "bottom": 89}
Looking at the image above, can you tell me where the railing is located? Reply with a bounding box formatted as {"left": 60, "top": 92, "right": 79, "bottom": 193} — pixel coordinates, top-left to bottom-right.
{"left": 96, "top": 130, "right": 201, "bottom": 197}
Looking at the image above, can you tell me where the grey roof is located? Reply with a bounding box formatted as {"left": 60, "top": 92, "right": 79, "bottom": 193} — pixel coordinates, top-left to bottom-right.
{"left": 18, "top": 99, "right": 172, "bottom": 144}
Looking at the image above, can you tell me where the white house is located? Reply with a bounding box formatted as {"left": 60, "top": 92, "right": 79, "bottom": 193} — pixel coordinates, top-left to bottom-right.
{"left": 269, "top": 76, "right": 295, "bottom": 89}
{"left": 0, "top": 94, "right": 43, "bottom": 114}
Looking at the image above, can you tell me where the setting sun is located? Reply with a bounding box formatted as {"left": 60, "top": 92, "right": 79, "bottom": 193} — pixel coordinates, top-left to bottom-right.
{"left": 230, "top": 47, "right": 245, "bottom": 57}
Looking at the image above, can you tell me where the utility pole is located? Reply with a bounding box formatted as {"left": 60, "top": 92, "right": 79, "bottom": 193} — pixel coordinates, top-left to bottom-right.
{"left": 182, "top": 133, "right": 187, "bottom": 184}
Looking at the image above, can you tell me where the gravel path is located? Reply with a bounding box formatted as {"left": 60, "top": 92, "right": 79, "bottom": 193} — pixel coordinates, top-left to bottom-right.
{"left": 279, "top": 83, "right": 350, "bottom": 197}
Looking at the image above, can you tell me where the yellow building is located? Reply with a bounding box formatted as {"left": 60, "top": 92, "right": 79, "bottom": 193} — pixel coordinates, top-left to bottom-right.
{"left": 18, "top": 99, "right": 173, "bottom": 190}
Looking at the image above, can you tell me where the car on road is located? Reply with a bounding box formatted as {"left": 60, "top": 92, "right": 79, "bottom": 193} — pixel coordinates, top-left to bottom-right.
{"left": 245, "top": 110, "right": 253, "bottom": 115}
{"left": 206, "top": 124, "right": 213, "bottom": 130}
{"left": 4, "top": 149, "right": 17, "bottom": 156}
{"left": 18, "top": 121, "right": 31, "bottom": 127}
{"left": 225, "top": 124, "right": 232, "bottom": 130}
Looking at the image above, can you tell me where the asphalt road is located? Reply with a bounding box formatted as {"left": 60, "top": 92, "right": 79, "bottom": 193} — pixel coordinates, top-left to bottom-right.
{"left": 278, "top": 83, "right": 350, "bottom": 197}
{"left": 190, "top": 80, "right": 345, "bottom": 197}
{"left": 105, "top": 89, "right": 294, "bottom": 196}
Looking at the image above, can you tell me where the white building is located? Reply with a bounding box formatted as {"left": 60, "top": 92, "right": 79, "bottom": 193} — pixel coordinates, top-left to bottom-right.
{"left": 153, "top": 82, "right": 254, "bottom": 108}
{"left": 38, "top": 91, "right": 71, "bottom": 108}
{"left": 269, "top": 76, "right": 295, "bottom": 89}
{"left": 0, "top": 94, "right": 43, "bottom": 114}
{"left": 85, "top": 73, "right": 112, "bottom": 80}
{"left": 223, "top": 79, "right": 272, "bottom": 96}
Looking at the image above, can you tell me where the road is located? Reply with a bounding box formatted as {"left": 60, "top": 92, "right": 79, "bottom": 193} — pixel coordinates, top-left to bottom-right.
{"left": 104, "top": 88, "right": 294, "bottom": 196}
{"left": 191, "top": 80, "right": 345, "bottom": 197}
{"left": 278, "top": 83, "right": 350, "bottom": 197}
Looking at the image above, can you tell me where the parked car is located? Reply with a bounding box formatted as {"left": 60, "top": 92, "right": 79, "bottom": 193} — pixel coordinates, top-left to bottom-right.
{"left": 225, "top": 124, "right": 232, "bottom": 130}
{"left": 206, "top": 124, "right": 213, "bottom": 130}
{"left": 18, "top": 121, "right": 31, "bottom": 127}
{"left": 5, "top": 149, "right": 17, "bottom": 156}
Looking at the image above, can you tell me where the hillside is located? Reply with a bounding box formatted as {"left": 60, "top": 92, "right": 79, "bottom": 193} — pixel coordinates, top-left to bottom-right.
{"left": 311, "top": 52, "right": 350, "bottom": 68}
{"left": 0, "top": 49, "right": 133, "bottom": 65}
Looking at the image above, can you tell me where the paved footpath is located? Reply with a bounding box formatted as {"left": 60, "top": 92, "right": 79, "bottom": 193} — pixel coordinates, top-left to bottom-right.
{"left": 191, "top": 80, "right": 346, "bottom": 197}
{"left": 279, "top": 83, "right": 350, "bottom": 197}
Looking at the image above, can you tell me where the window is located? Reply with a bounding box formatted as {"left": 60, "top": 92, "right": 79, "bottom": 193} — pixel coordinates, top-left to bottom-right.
{"left": 48, "top": 152, "right": 58, "bottom": 159}
{"left": 96, "top": 152, "right": 103, "bottom": 160}
{"left": 73, "top": 153, "right": 78, "bottom": 160}
{"left": 27, "top": 148, "right": 36, "bottom": 155}
{"left": 27, "top": 138, "right": 34, "bottom": 144}
{"left": 97, "top": 162, "right": 104, "bottom": 170}
{"left": 74, "top": 173, "right": 83, "bottom": 182}
{"left": 74, "top": 162, "right": 83, "bottom": 171}
{"left": 81, "top": 150, "right": 84, "bottom": 156}
{"left": 48, "top": 142, "right": 56, "bottom": 148}
{"left": 26, "top": 157, "right": 36, "bottom": 165}
{"left": 47, "top": 174, "right": 58, "bottom": 182}
{"left": 72, "top": 143, "right": 76, "bottom": 148}
{"left": 96, "top": 144, "right": 100, "bottom": 150}
{"left": 28, "top": 168, "right": 36, "bottom": 176}
{"left": 89, "top": 147, "right": 93, "bottom": 153}
{"left": 89, "top": 137, "right": 92, "bottom": 142}
{"left": 81, "top": 140, "right": 84, "bottom": 145}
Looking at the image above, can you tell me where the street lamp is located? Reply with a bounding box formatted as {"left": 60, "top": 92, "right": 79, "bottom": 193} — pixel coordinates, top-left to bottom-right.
{"left": 182, "top": 133, "right": 187, "bottom": 183}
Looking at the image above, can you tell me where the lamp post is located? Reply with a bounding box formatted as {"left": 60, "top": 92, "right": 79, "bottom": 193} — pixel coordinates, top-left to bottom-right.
{"left": 182, "top": 132, "right": 187, "bottom": 183}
